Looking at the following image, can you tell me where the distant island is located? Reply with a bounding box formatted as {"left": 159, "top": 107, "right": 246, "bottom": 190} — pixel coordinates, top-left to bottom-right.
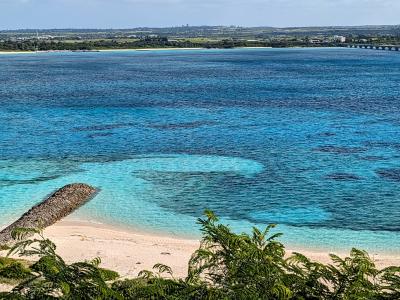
{"left": 1, "top": 25, "right": 399, "bottom": 52}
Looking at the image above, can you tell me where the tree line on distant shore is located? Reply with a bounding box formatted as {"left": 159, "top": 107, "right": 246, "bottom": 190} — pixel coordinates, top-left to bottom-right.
{"left": 0, "top": 38, "right": 343, "bottom": 52}
{"left": 1, "top": 211, "right": 400, "bottom": 299}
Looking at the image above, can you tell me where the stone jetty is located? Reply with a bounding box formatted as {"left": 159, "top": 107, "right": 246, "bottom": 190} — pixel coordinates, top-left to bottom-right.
{"left": 0, "top": 183, "right": 97, "bottom": 246}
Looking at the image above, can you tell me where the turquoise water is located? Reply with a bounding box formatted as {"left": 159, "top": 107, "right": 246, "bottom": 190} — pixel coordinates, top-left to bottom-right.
{"left": 1, "top": 48, "right": 400, "bottom": 253}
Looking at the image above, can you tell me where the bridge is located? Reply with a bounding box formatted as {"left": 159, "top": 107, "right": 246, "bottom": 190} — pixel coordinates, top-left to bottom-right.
{"left": 347, "top": 44, "right": 400, "bottom": 51}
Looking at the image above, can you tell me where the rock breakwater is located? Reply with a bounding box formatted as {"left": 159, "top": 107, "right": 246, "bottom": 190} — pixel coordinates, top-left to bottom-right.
{"left": 0, "top": 183, "right": 97, "bottom": 246}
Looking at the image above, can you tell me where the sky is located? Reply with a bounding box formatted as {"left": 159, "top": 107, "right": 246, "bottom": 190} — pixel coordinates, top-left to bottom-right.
{"left": 0, "top": 0, "right": 399, "bottom": 29}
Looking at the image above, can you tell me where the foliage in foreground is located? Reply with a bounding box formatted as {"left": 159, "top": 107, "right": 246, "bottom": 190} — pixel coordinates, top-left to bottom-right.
{"left": 0, "top": 228, "right": 121, "bottom": 300}
{"left": 1, "top": 211, "right": 400, "bottom": 299}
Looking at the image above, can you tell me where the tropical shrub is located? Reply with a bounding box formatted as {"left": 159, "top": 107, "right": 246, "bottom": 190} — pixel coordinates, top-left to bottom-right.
{"left": 186, "top": 210, "right": 292, "bottom": 299}
{"left": 0, "top": 263, "right": 31, "bottom": 280}
{"left": 0, "top": 258, "right": 16, "bottom": 269}
{"left": 0, "top": 228, "right": 122, "bottom": 300}
{"left": 99, "top": 268, "right": 120, "bottom": 282}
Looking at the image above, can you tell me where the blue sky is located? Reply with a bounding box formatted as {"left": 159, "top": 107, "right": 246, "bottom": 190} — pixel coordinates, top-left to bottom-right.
{"left": 0, "top": 0, "right": 399, "bottom": 29}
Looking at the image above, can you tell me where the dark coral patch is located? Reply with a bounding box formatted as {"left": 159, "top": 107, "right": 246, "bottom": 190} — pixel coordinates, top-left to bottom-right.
{"left": 149, "top": 120, "right": 217, "bottom": 130}
{"left": 360, "top": 156, "right": 387, "bottom": 161}
{"left": 313, "top": 145, "right": 366, "bottom": 154}
{"left": 325, "top": 173, "right": 361, "bottom": 181}
{"left": 87, "top": 132, "right": 114, "bottom": 138}
{"left": 0, "top": 175, "right": 62, "bottom": 187}
{"left": 317, "top": 132, "right": 336, "bottom": 137}
{"left": 73, "top": 123, "right": 135, "bottom": 132}
{"left": 363, "top": 141, "right": 400, "bottom": 149}
{"left": 376, "top": 169, "right": 400, "bottom": 182}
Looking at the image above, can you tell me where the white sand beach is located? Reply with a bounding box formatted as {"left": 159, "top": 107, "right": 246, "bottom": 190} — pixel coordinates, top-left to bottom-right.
{"left": 0, "top": 51, "right": 36, "bottom": 54}
{"left": 0, "top": 48, "right": 205, "bottom": 55}
{"left": 43, "top": 220, "right": 200, "bottom": 278}
{"left": 99, "top": 48, "right": 205, "bottom": 52}
{"left": 0, "top": 220, "right": 199, "bottom": 293}
{"left": 0, "top": 47, "right": 275, "bottom": 55}
{"left": 4, "top": 219, "right": 400, "bottom": 278}
{"left": 1, "top": 219, "right": 400, "bottom": 293}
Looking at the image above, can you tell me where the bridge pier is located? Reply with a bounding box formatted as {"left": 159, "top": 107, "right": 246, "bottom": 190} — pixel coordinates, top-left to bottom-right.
{"left": 348, "top": 44, "right": 399, "bottom": 52}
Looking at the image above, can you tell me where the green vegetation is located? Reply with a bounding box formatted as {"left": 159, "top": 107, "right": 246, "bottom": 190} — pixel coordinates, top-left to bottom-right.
{"left": 0, "top": 263, "right": 31, "bottom": 280}
{"left": 0, "top": 38, "right": 276, "bottom": 52}
{"left": 99, "top": 268, "right": 120, "bottom": 282}
{"left": 0, "top": 257, "right": 32, "bottom": 287}
{"left": 0, "top": 228, "right": 121, "bottom": 299}
{"left": 2, "top": 37, "right": 399, "bottom": 52}
{"left": 1, "top": 211, "right": 400, "bottom": 299}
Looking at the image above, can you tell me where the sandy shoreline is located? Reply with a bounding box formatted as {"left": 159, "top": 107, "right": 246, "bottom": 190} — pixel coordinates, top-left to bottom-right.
{"left": 0, "top": 48, "right": 205, "bottom": 55}
{"left": 0, "top": 49, "right": 203, "bottom": 55}
{"left": 44, "top": 220, "right": 200, "bottom": 278}
{"left": 0, "top": 47, "right": 276, "bottom": 55}
{"left": 0, "top": 51, "right": 37, "bottom": 54}
{"left": 0, "top": 48, "right": 203, "bottom": 55}
{"left": 99, "top": 47, "right": 205, "bottom": 52}
{"left": 3, "top": 219, "right": 400, "bottom": 278}
{"left": 1, "top": 219, "right": 400, "bottom": 293}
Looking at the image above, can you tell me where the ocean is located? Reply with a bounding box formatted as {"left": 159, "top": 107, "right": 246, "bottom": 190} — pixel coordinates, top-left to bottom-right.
{"left": 1, "top": 48, "right": 400, "bottom": 253}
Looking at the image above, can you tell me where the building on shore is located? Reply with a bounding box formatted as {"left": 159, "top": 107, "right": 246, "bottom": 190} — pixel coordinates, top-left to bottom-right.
{"left": 334, "top": 35, "right": 346, "bottom": 43}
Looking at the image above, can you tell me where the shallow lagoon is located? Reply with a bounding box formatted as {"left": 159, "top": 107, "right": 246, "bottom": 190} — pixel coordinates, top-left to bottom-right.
{"left": 1, "top": 48, "right": 400, "bottom": 253}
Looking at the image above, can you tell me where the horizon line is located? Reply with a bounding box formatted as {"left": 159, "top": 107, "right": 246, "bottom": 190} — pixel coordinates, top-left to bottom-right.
{"left": 1, "top": 24, "right": 399, "bottom": 32}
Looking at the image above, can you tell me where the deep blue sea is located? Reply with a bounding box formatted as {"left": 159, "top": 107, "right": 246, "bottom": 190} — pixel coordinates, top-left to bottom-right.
{"left": 1, "top": 48, "right": 400, "bottom": 253}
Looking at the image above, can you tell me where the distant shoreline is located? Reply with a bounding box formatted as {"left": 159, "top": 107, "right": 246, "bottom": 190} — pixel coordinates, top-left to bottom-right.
{"left": 99, "top": 47, "right": 205, "bottom": 52}
{"left": 0, "top": 46, "right": 315, "bottom": 55}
